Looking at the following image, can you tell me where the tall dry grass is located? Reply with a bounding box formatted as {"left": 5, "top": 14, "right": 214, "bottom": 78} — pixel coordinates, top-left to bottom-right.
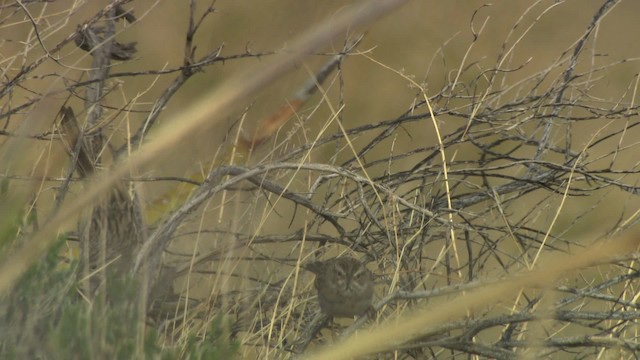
{"left": 2, "top": 0, "right": 640, "bottom": 359}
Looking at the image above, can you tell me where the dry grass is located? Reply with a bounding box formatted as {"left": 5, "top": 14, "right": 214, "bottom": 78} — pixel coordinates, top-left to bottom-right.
{"left": 2, "top": 0, "right": 640, "bottom": 359}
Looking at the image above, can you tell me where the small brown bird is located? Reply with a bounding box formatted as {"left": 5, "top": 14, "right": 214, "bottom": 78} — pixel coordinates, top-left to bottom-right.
{"left": 305, "top": 257, "right": 374, "bottom": 318}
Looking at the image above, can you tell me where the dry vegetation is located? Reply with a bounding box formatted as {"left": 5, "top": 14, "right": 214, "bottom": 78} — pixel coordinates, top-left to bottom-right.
{"left": 2, "top": 0, "right": 640, "bottom": 359}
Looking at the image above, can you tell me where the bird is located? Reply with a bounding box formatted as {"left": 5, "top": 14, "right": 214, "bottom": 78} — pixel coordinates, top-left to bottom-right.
{"left": 305, "top": 257, "right": 374, "bottom": 318}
